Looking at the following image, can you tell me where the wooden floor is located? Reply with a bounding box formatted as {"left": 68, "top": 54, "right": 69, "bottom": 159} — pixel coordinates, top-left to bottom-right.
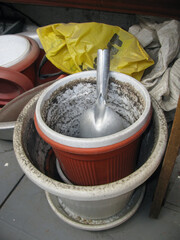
{"left": 0, "top": 139, "right": 180, "bottom": 240}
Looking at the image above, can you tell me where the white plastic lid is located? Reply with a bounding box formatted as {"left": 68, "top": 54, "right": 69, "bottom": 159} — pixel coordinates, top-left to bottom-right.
{"left": 0, "top": 35, "right": 31, "bottom": 67}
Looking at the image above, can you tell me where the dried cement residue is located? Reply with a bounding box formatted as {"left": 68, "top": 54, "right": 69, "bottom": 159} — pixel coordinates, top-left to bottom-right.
{"left": 57, "top": 185, "right": 144, "bottom": 225}
{"left": 42, "top": 77, "right": 145, "bottom": 137}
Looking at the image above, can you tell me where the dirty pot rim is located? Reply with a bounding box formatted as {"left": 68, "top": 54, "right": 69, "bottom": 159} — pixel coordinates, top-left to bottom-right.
{"left": 35, "top": 70, "right": 152, "bottom": 148}
{"left": 13, "top": 93, "right": 168, "bottom": 201}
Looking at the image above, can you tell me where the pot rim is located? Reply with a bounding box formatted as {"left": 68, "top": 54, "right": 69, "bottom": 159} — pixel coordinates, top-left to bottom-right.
{"left": 13, "top": 93, "right": 167, "bottom": 201}
{"left": 35, "top": 71, "right": 152, "bottom": 148}
{"left": 34, "top": 110, "right": 152, "bottom": 154}
{"left": 10, "top": 35, "right": 40, "bottom": 72}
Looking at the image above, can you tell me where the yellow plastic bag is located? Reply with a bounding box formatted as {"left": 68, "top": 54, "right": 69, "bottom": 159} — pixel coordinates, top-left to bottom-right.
{"left": 37, "top": 22, "right": 154, "bottom": 80}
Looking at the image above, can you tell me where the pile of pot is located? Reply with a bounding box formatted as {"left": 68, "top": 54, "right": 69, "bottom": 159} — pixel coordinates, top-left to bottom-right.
{"left": 13, "top": 71, "right": 168, "bottom": 230}
{"left": 0, "top": 34, "right": 40, "bottom": 108}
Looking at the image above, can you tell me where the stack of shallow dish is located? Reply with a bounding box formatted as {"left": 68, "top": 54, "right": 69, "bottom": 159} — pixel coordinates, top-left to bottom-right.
{"left": 0, "top": 34, "right": 40, "bottom": 108}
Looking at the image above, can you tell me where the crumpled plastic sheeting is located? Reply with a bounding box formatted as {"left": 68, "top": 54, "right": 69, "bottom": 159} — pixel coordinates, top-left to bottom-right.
{"left": 37, "top": 22, "right": 154, "bottom": 81}
{"left": 129, "top": 19, "right": 180, "bottom": 112}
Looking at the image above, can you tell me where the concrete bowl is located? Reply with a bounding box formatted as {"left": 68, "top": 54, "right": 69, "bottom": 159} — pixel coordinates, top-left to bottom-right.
{"left": 13, "top": 91, "right": 167, "bottom": 228}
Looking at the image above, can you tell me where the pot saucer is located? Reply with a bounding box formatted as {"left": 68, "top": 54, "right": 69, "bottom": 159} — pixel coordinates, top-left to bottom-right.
{"left": 45, "top": 184, "right": 145, "bottom": 231}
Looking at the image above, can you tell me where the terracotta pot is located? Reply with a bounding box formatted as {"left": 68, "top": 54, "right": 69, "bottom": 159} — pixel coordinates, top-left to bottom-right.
{"left": 35, "top": 71, "right": 152, "bottom": 185}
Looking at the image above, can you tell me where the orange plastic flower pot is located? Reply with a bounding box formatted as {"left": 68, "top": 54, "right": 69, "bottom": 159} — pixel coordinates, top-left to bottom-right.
{"left": 34, "top": 71, "right": 152, "bottom": 186}
{"left": 34, "top": 110, "right": 152, "bottom": 186}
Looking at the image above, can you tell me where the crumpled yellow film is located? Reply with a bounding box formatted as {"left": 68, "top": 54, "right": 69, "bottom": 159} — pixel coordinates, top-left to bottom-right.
{"left": 37, "top": 22, "right": 154, "bottom": 80}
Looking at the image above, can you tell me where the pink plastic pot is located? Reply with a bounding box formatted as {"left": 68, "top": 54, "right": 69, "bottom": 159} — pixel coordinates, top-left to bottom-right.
{"left": 8, "top": 35, "right": 40, "bottom": 85}
{"left": 35, "top": 71, "right": 152, "bottom": 186}
{"left": 0, "top": 35, "right": 40, "bottom": 107}
{"left": 0, "top": 67, "right": 34, "bottom": 106}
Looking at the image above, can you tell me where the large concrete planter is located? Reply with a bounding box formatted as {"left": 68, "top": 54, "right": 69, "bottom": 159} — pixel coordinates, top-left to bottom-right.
{"left": 13, "top": 90, "right": 167, "bottom": 230}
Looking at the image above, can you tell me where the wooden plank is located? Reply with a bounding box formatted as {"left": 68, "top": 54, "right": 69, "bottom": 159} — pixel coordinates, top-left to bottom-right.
{"left": 150, "top": 96, "right": 180, "bottom": 218}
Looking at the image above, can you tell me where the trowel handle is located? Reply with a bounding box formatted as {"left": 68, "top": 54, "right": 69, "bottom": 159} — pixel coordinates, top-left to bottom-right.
{"left": 96, "top": 49, "right": 110, "bottom": 101}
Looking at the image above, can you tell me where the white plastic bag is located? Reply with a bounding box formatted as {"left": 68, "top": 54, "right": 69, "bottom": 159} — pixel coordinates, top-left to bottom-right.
{"left": 129, "top": 19, "right": 180, "bottom": 111}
